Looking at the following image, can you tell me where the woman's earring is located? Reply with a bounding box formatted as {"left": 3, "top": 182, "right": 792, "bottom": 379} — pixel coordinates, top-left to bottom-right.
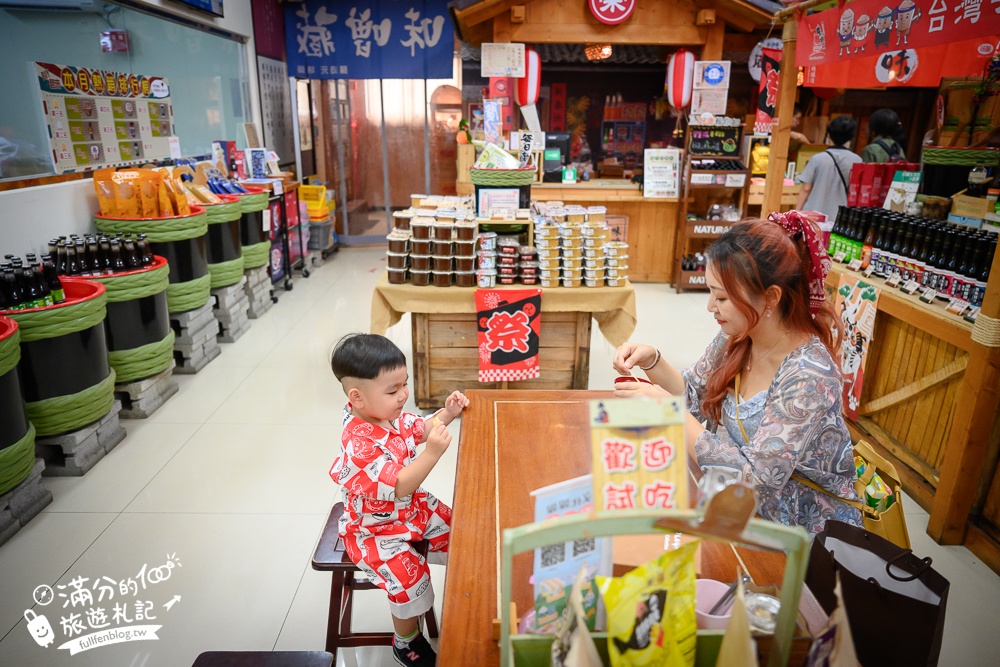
{"left": 765, "top": 308, "right": 772, "bottom": 317}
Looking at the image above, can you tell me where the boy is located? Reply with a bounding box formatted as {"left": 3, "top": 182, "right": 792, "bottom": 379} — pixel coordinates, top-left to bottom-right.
{"left": 329, "top": 333, "right": 468, "bottom": 667}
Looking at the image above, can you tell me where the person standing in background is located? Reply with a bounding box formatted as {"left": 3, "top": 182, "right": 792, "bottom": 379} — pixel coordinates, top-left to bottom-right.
{"left": 861, "top": 108, "right": 906, "bottom": 163}
{"left": 796, "top": 116, "right": 862, "bottom": 221}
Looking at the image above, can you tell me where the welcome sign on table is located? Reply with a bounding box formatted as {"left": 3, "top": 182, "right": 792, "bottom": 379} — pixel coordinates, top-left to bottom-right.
{"left": 590, "top": 398, "right": 687, "bottom": 512}
{"left": 284, "top": 0, "right": 454, "bottom": 79}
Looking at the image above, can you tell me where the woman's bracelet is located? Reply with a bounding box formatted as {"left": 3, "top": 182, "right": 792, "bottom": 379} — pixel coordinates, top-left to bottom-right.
{"left": 639, "top": 348, "right": 661, "bottom": 371}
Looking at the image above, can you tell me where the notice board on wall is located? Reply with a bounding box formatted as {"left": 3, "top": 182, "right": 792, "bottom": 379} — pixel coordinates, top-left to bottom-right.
{"left": 34, "top": 61, "right": 174, "bottom": 173}
{"left": 257, "top": 55, "right": 295, "bottom": 164}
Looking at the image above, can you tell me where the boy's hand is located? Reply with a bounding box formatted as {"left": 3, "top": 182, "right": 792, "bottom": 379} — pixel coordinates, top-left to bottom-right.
{"left": 426, "top": 421, "right": 452, "bottom": 458}
{"left": 444, "top": 391, "right": 470, "bottom": 420}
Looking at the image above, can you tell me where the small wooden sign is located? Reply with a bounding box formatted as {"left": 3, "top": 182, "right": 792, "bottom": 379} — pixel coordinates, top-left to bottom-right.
{"left": 688, "top": 125, "right": 741, "bottom": 157}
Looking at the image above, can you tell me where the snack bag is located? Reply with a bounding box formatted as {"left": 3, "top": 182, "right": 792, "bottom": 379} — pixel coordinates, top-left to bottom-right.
{"left": 864, "top": 473, "right": 894, "bottom": 512}
{"left": 112, "top": 171, "right": 141, "bottom": 218}
{"left": 473, "top": 142, "right": 520, "bottom": 170}
{"left": 597, "top": 540, "right": 699, "bottom": 667}
{"left": 186, "top": 182, "right": 223, "bottom": 205}
{"left": 93, "top": 168, "right": 118, "bottom": 217}
{"left": 853, "top": 455, "right": 867, "bottom": 480}
{"left": 138, "top": 172, "right": 161, "bottom": 217}
{"left": 551, "top": 568, "right": 603, "bottom": 667}
{"left": 158, "top": 179, "right": 175, "bottom": 217}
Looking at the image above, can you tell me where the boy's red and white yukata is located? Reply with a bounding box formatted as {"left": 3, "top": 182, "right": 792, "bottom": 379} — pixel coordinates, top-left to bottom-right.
{"left": 329, "top": 406, "right": 451, "bottom": 619}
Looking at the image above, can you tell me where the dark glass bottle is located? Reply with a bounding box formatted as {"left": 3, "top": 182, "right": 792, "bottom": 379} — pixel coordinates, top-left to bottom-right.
{"left": 861, "top": 211, "right": 878, "bottom": 270}
{"left": 829, "top": 206, "right": 846, "bottom": 256}
{"left": 48, "top": 239, "right": 60, "bottom": 257}
{"left": 74, "top": 240, "right": 87, "bottom": 276}
{"left": 923, "top": 224, "right": 942, "bottom": 288}
{"left": 971, "top": 236, "right": 997, "bottom": 307}
{"left": 911, "top": 223, "right": 928, "bottom": 285}
{"left": 0, "top": 265, "right": 12, "bottom": 311}
{"left": 99, "top": 236, "right": 113, "bottom": 274}
{"left": 959, "top": 241, "right": 984, "bottom": 303}
{"left": 879, "top": 218, "right": 898, "bottom": 277}
{"left": 898, "top": 223, "right": 915, "bottom": 281}
{"left": 30, "top": 261, "right": 53, "bottom": 307}
{"left": 65, "top": 241, "right": 80, "bottom": 276}
{"left": 109, "top": 239, "right": 126, "bottom": 273}
{"left": 21, "top": 267, "right": 42, "bottom": 309}
{"left": 87, "top": 237, "right": 103, "bottom": 274}
{"left": 137, "top": 234, "right": 153, "bottom": 265}
{"left": 40, "top": 254, "right": 65, "bottom": 303}
{"left": 122, "top": 236, "right": 140, "bottom": 269}
{"left": 937, "top": 228, "right": 959, "bottom": 299}
{"left": 954, "top": 234, "right": 975, "bottom": 300}
{"left": 872, "top": 211, "right": 888, "bottom": 275}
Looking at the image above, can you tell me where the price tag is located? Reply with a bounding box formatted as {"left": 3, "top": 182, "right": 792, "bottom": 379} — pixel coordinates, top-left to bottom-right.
{"left": 945, "top": 298, "right": 970, "bottom": 316}
{"left": 847, "top": 259, "right": 863, "bottom": 271}
{"left": 900, "top": 280, "right": 922, "bottom": 294}
{"left": 919, "top": 287, "right": 937, "bottom": 303}
{"left": 262, "top": 209, "right": 272, "bottom": 232}
{"left": 833, "top": 251, "right": 846, "bottom": 263}
{"left": 724, "top": 173, "right": 746, "bottom": 188}
{"left": 168, "top": 136, "right": 181, "bottom": 159}
{"left": 862, "top": 264, "right": 876, "bottom": 279}
{"left": 690, "top": 172, "right": 714, "bottom": 185}
{"left": 964, "top": 306, "right": 981, "bottom": 323}
{"left": 885, "top": 273, "right": 901, "bottom": 288}
{"left": 271, "top": 179, "right": 283, "bottom": 195}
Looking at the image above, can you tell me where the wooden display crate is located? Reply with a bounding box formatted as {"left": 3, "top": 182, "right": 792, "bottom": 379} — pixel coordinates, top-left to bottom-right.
{"left": 677, "top": 269, "right": 709, "bottom": 290}
{"left": 411, "top": 311, "right": 591, "bottom": 409}
{"left": 686, "top": 218, "right": 735, "bottom": 239}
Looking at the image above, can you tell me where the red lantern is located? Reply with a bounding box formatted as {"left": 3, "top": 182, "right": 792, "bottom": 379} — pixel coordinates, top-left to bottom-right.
{"left": 516, "top": 47, "right": 543, "bottom": 131}
{"left": 666, "top": 48, "right": 695, "bottom": 110}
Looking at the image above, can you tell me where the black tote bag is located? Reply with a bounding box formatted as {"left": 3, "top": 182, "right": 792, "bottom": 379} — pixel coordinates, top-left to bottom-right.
{"left": 805, "top": 520, "right": 950, "bottom": 667}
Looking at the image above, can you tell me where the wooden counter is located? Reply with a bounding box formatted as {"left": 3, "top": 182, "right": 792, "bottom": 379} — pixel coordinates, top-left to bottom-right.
{"left": 440, "top": 390, "right": 791, "bottom": 667}
{"left": 369, "top": 275, "right": 637, "bottom": 408}
{"left": 531, "top": 182, "right": 681, "bottom": 284}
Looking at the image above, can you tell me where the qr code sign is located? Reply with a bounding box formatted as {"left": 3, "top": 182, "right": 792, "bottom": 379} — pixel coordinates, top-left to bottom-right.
{"left": 540, "top": 544, "right": 565, "bottom": 568}
{"left": 572, "top": 538, "right": 596, "bottom": 557}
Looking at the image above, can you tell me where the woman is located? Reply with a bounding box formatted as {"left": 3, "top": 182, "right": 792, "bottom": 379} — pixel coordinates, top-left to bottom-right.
{"left": 613, "top": 215, "right": 862, "bottom": 535}
{"left": 795, "top": 116, "right": 862, "bottom": 222}
{"left": 861, "top": 108, "right": 906, "bottom": 163}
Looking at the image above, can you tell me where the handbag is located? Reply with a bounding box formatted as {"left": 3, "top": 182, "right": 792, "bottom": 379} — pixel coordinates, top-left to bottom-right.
{"left": 732, "top": 374, "right": 911, "bottom": 548}
{"left": 806, "top": 520, "right": 950, "bottom": 666}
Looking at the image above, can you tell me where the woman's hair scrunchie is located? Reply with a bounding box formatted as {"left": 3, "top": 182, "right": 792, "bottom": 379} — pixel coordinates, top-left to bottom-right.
{"left": 768, "top": 210, "right": 832, "bottom": 315}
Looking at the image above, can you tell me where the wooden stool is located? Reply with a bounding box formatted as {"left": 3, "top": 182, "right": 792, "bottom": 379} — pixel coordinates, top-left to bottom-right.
{"left": 191, "top": 651, "right": 333, "bottom": 666}
{"left": 311, "top": 503, "right": 439, "bottom": 659}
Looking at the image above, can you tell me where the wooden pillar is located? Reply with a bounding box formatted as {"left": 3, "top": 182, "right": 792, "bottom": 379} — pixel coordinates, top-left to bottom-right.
{"left": 929, "top": 247, "right": 1000, "bottom": 543}
{"left": 761, "top": 20, "right": 798, "bottom": 217}
{"left": 701, "top": 22, "right": 725, "bottom": 60}
{"left": 493, "top": 10, "right": 512, "bottom": 42}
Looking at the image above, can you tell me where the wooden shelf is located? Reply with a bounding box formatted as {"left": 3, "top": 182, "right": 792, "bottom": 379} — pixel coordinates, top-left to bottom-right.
{"left": 676, "top": 269, "right": 709, "bottom": 290}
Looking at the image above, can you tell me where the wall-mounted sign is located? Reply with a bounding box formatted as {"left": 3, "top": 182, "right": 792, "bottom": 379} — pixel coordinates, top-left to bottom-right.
{"left": 34, "top": 62, "right": 173, "bottom": 173}
{"left": 694, "top": 61, "right": 730, "bottom": 88}
{"left": 284, "top": 0, "right": 453, "bottom": 79}
{"left": 481, "top": 42, "right": 525, "bottom": 77}
{"left": 688, "top": 125, "right": 741, "bottom": 157}
{"left": 588, "top": 0, "right": 636, "bottom": 26}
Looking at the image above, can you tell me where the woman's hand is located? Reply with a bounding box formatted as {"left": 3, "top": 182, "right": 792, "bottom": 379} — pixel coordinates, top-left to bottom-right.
{"left": 613, "top": 342, "right": 658, "bottom": 375}
{"left": 613, "top": 381, "right": 671, "bottom": 399}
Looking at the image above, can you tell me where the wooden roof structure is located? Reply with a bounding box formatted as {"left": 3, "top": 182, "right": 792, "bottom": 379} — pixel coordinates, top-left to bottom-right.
{"left": 449, "top": 0, "right": 779, "bottom": 47}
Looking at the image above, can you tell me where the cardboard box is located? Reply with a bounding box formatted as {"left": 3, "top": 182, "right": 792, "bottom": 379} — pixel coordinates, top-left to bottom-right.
{"left": 951, "top": 191, "right": 992, "bottom": 219}
{"left": 947, "top": 213, "right": 984, "bottom": 228}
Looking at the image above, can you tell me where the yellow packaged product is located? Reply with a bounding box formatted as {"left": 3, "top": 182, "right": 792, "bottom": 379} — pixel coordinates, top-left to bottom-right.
{"left": 186, "top": 182, "right": 222, "bottom": 205}
{"left": 158, "top": 179, "right": 175, "bottom": 217}
{"left": 138, "top": 172, "right": 161, "bottom": 217}
{"left": 92, "top": 168, "right": 118, "bottom": 217}
{"left": 112, "top": 171, "right": 141, "bottom": 218}
{"left": 596, "top": 540, "right": 698, "bottom": 667}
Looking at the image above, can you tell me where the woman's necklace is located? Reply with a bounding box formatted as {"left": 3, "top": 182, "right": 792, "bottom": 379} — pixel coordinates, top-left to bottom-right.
{"left": 746, "top": 330, "right": 788, "bottom": 372}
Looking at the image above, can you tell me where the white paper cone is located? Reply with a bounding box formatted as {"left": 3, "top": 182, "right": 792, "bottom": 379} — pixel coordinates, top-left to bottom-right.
{"left": 520, "top": 104, "right": 541, "bottom": 132}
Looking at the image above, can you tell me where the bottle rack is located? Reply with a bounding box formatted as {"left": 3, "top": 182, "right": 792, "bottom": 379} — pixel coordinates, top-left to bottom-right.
{"left": 673, "top": 125, "right": 750, "bottom": 293}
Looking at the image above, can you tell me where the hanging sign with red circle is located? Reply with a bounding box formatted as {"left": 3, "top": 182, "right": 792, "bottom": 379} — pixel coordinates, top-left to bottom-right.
{"left": 588, "top": 0, "right": 636, "bottom": 26}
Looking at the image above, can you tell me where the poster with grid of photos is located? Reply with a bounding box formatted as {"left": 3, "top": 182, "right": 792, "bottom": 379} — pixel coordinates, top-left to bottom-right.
{"left": 34, "top": 62, "right": 174, "bottom": 173}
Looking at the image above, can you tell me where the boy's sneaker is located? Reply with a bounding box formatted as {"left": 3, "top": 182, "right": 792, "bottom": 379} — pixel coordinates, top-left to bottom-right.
{"left": 392, "top": 632, "right": 436, "bottom": 666}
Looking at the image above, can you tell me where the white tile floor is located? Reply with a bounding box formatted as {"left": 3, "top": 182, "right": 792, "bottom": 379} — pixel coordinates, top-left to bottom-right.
{"left": 1, "top": 246, "right": 999, "bottom": 666}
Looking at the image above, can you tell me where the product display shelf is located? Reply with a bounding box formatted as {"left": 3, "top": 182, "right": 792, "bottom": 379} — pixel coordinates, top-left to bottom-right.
{"left": 825, "top": 254, "right": 1000, "bottom": 577}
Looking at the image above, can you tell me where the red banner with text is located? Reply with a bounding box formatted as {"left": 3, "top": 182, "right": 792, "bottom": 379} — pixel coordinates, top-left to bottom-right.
{"left": 476, "top": 289, "right": 542, "bottom": 383}
{"left": 798, "top": 0, "right": 999, "bottom": 69}
{"left": 754, "top": 48, "right": 782, "bottom": 135}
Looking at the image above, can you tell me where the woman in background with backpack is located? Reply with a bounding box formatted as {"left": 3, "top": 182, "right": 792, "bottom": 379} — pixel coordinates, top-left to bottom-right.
{"left": 861, "top": 108, "right": 906, "bottom": 163}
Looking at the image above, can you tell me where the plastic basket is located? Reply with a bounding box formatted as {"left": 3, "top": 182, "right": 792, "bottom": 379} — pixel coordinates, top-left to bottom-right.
{"left": 308, "top": 218, "right": 333, "bottom": 251}
{"left": 299, "top": 184, "right": 331, "bottom": 218}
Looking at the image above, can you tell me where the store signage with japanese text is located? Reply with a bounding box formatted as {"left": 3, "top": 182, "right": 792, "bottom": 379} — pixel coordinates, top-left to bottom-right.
{"left": 836, "top": 277, "right": 881, "bottom": 421}
{"left": 284, "top": 0, "right": 453, "bottom": 79}
{"left": 754, "top": 48, "right": 782, "bottom": 135}
{"left": 588, "top": 0, "right": 636, "bottom": 26}
{"left": 476, "top": 289, "right": 542, "bottom": 383}
{"left": 798, "top": 0, "right": 999, "bottom": 69}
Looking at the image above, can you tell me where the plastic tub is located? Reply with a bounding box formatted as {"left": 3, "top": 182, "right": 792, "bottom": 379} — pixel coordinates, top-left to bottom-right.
{"left": 477, "top": 269, "right": 497, "bottom": 288}
{"left": 561, "top": 278, "right": 582, "bottom": 288}
{"left": 498, "top": 275, "right": 517, "bottom": 285}
{"left": 410, "top": 255, "right": 431, "bottom": 271}
{"left": 432, "top": 270, "right": 453, "bottom": 287}
{"left": 431, "top": 221, "right": 454, "bottom": 241}
{"left": 606, "top": 255, "right": 628, "bottom": 268}
{"left": 478, "top": 232, "right": 498, "bottom": 251}
{"left": 412, "top": 239, "right": 432, "bottom": 255}
{"left": 455, "top": 221, "right": 477, "bottom": 240}
{"left": 411, "top": 218, "right": 434, "bottom": 239}
{"left": 454, "top": 240, "right": 476, "bottom": 257}
{"left": 386, "top": 231, "right": 411, "bottom": 254}
{"left": 521, "top": 276, "right": 538, "bottom": 285}
{"left": 387, "top": 268, "right": 407, "bottom": 284}
{"left": 605, "top": 242, "right": 628, "bottom": 257}
{"left": 386, "top": 252, "right": 409, "bottom": 269}
{"left": 455, "top": 271, "right": 476, "bottom": 287}
{"left": 456, "top": 256, "right": 475, "bottom": 272}
{"left": 392, "top": 210, "right": 414, "bottom": 230}
{"left": 432, "top": 256, "right": 453, "bottom": 272}
{"left": 562, "top": 258, "right": 583, "bottom": 271}
{"left": 431, "top": 240, "right": 453, "bottom": 256}
{"left": 411, "top": 269, "right": 431, "bottom": 286}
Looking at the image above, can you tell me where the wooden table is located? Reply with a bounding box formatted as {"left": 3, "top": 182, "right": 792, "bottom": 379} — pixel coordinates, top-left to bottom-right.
{"left": 439, "top": 389, "right": 788, "bottom": 666}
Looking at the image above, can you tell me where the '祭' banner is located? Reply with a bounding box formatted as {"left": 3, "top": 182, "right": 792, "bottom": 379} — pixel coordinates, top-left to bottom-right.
{"left": 754, "top": 48, "right": 782, "bottom": 135}
{"left": 802, "top": 35, "right": 999, "bottom": 88}
{"left": 798, "top": 0, "right": 1000, "bottom": 68}
{"left": 284, "top": 0, "right": 454, "bottom": 79}
{"left": 475, "top": 288, "right": 542, "bottom": 383}
{"left": 589, "top": 398, "right": 688, "bottom": 511}
{"left": 836, "top": 276, "right": 881, "bottom": 421}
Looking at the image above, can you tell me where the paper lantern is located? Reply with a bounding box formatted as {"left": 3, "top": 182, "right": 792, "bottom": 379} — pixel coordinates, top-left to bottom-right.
{"left": 516, "top": 47, "right": 542, "bottom": 131}
{"left": 666, "top": 48, "right": 695, "bottom": 110}
{"left": 515, "top": 47, "right": 541, "bottom": 107}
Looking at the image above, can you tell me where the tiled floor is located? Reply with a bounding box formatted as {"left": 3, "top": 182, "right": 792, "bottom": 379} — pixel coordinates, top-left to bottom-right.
{"left": 1, "top": 246, "right": 999, "bottom": 666}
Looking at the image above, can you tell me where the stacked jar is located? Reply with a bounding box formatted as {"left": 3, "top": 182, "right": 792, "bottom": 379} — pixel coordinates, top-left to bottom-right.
{"left": 496, "top": 237, "right": 521, "bottom": 285}
{"left": 453, "top": 220, "right": 478, "bottom": 287}
{"left": 519, "top": 245, "right": 539, "bottom": 285}
{"left": 477, "top": 232, "right": 498, "bottom": 287}
{"left": 604, "top": 242, "right": 629, "bottom": 287}
{"left": 410, "top": 217, "right": 435, "bottom": 286}
{"left": 535, "top": 223, "right": 561, "bottom": 287}
{"left": 386, "top": 230, "right": 411, "bottom": 284}
{"left": 560, "top": 224, "right": 585, "bottom": 287}
{"left": 430, "top": 219, "right": 455, "bottom": 287}
{"left": 582, "top": 223, "right": 612, "bottom": 287}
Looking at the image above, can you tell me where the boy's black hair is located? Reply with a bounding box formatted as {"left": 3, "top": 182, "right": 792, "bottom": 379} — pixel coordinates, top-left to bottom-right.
{"left": 330, "top": 333, "right": 407, "bottom": 381}
{"left": 869, "top": 108, "right": 900, "bottom": 138}
{"left": 827, "top": 116, "right": 857, "bottom": 147}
